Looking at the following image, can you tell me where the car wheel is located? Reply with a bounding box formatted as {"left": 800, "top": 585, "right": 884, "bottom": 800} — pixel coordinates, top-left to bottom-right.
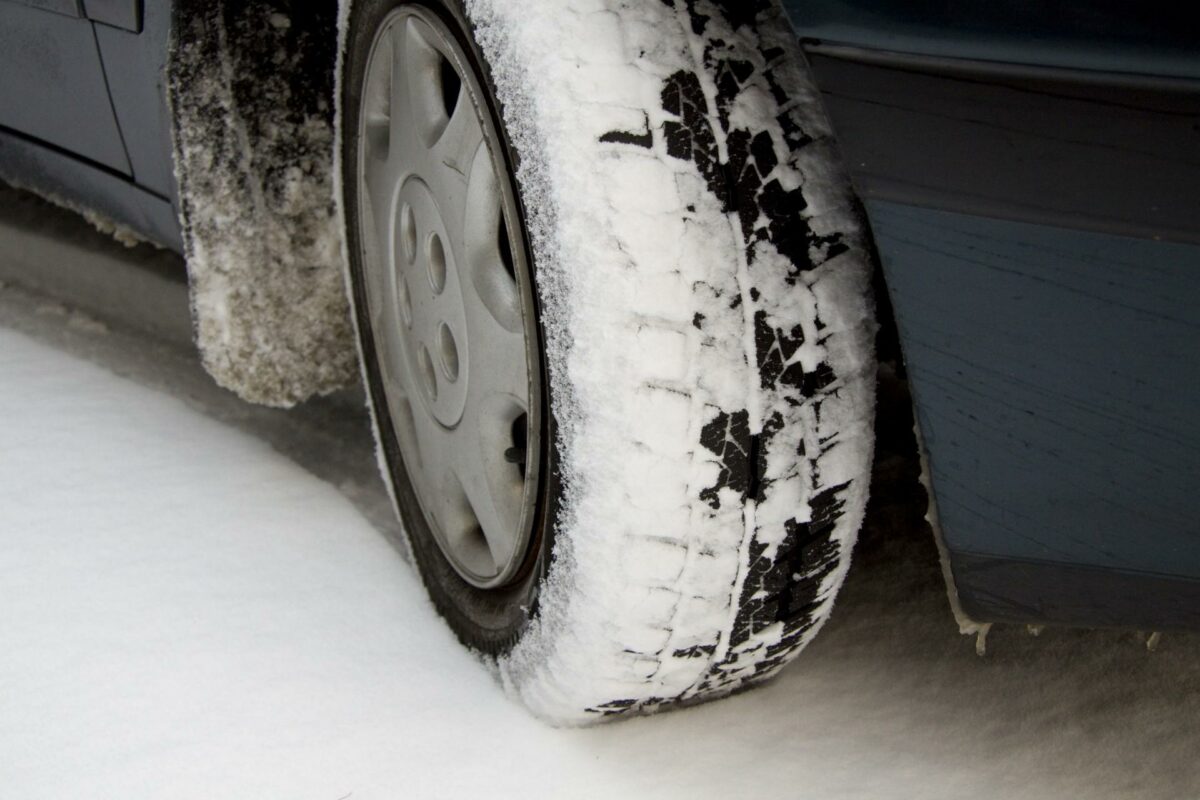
{"left": 339, "top": 0, "right": 877, "bottom": 723}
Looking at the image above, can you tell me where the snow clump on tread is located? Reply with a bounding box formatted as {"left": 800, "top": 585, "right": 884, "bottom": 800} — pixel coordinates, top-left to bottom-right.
{"left": 465, "top": 0, "right": 876, "bottom": 722}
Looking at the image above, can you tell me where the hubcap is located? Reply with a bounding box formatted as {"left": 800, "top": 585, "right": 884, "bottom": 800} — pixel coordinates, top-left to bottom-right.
{"left": 356, "top": 6, "right": 542, "bottom": 589}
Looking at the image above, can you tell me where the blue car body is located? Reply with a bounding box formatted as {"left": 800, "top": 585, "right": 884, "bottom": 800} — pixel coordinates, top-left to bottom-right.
{"left": 781, "top": 0, "right": 1200, "bottom": 629}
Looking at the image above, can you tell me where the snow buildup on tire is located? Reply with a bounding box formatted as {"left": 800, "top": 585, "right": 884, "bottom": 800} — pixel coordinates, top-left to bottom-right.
{"left": 465, "top": 0, "right": 876, "bottom": 724}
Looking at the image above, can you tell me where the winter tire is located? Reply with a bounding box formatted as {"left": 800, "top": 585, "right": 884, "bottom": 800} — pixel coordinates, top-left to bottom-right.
{"left": 339, "top": 0, "right": 877, "bottom": 724}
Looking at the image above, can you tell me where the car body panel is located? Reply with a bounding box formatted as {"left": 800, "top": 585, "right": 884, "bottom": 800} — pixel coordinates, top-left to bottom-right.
{"left": 803, "top": 48, "right": 1200, "bottom": 245}
{"left": 780, "top": 0, "right": 1200, "bottom": 80}
{"left": 83, "top": 0, "right": 142, "bottom": 32}
{"left": 785, "top": 2, "right": 1200, "bottom": 629}
{"left": 93, "top": 0, "right": 175, "bottom": 201}
{"left": 0, "top": 127, "right": 181, "bottom": 249}
{"left": 0, "top": 0, "right": 178, "bottom": 248}
{"left": 0, "top": 2, "right": 131, "bottom": 173}
{"left": 873, "top": 200, "right": 1200, "bottom": 613}
{"left": 952, "top": 552, "right": 1200, "bottom": 631}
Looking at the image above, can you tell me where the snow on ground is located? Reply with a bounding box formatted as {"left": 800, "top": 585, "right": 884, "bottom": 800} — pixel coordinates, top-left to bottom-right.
{"left": 2, "top": 208, "right": 1199, "bottom": 799}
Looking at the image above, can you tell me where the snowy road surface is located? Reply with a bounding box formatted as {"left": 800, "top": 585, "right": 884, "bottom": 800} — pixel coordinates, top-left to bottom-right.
{"left": 1, "top": 214, "right": 1199, "bottom": 799}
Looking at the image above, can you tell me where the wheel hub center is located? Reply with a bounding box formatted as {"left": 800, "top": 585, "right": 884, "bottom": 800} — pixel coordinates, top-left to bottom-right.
{"left": 392, "top": 176, "right": 469, "bottom": 428}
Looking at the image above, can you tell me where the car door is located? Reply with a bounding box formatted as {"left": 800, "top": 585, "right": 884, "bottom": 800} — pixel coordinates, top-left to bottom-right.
{"left": 0, "top": 0, "right": 131, "bottom": 174}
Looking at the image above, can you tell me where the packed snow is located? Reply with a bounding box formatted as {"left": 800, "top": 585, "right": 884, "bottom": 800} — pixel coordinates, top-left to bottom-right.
{"left": 1, "top": 264, "right": 1198, "bottom": 797}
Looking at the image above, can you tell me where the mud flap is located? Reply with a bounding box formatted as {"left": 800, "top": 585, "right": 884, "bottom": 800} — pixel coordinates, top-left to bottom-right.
{"left": 168, "top": 0, "right": 356, "bottom": 406}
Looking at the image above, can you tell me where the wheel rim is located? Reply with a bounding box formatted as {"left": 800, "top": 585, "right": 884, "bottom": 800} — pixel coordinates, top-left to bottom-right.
{"left": 356, "top": 6, "right": 542, "bottom": 589}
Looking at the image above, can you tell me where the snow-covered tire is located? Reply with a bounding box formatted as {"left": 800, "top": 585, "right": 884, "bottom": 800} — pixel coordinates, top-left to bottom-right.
{"left": 338, "top": 0, "right": 876, "bottom": 724}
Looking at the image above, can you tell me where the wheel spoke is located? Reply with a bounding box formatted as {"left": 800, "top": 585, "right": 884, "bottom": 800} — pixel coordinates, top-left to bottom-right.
{"left": 382, "top": 385, "right": 420, "bottom": 469}
{"left": 425, "top": 88, "right": 485, "bottom": 228}
{"left": 441, "top": 506, "right": 497, "bottom": 578}
{"left": 405, "top": 387, "right": 465, "bottom": 534}
{"left": 463, "top": 146, "right": 523, "bottom": 335}
{"left": 392, "top": 17, "right": 448, "bottom": 152}
{"left": 362, "top": 158, "right": 400, "bottom": 262}
{"left": 449, "top": 393, "right": 526, "bottom": 575}
{"left": 408, "top": 397, "right": 512, "bottom": 579}
{"left": 463, "top": 146, "right": 501, "bottom": 272}
{"left": 463, "top": 268, "right": 530, "bottom": 402}
{"left": 360, "top": 26, "right": 397, "bottom": 275}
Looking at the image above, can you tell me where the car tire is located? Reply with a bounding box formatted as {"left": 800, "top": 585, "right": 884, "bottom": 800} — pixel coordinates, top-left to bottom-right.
{"left": 339, "top": 0, "right": 876, "bottom": 723}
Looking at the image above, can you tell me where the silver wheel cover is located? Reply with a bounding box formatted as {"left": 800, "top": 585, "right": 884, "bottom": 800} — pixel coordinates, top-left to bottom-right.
{"left": 355, "top": 6, "right": 542, "bottom": 588}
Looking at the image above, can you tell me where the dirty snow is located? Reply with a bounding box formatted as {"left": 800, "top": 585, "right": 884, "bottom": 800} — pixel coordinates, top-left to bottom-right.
{"left": 0, "top": 177, "right": 149, "bottom": 249}
{"left": 168, "top": 3, "right": 356, "bottom": 407}
{"left": 2, "top": 228, "right": 1199, "bottom": 798}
